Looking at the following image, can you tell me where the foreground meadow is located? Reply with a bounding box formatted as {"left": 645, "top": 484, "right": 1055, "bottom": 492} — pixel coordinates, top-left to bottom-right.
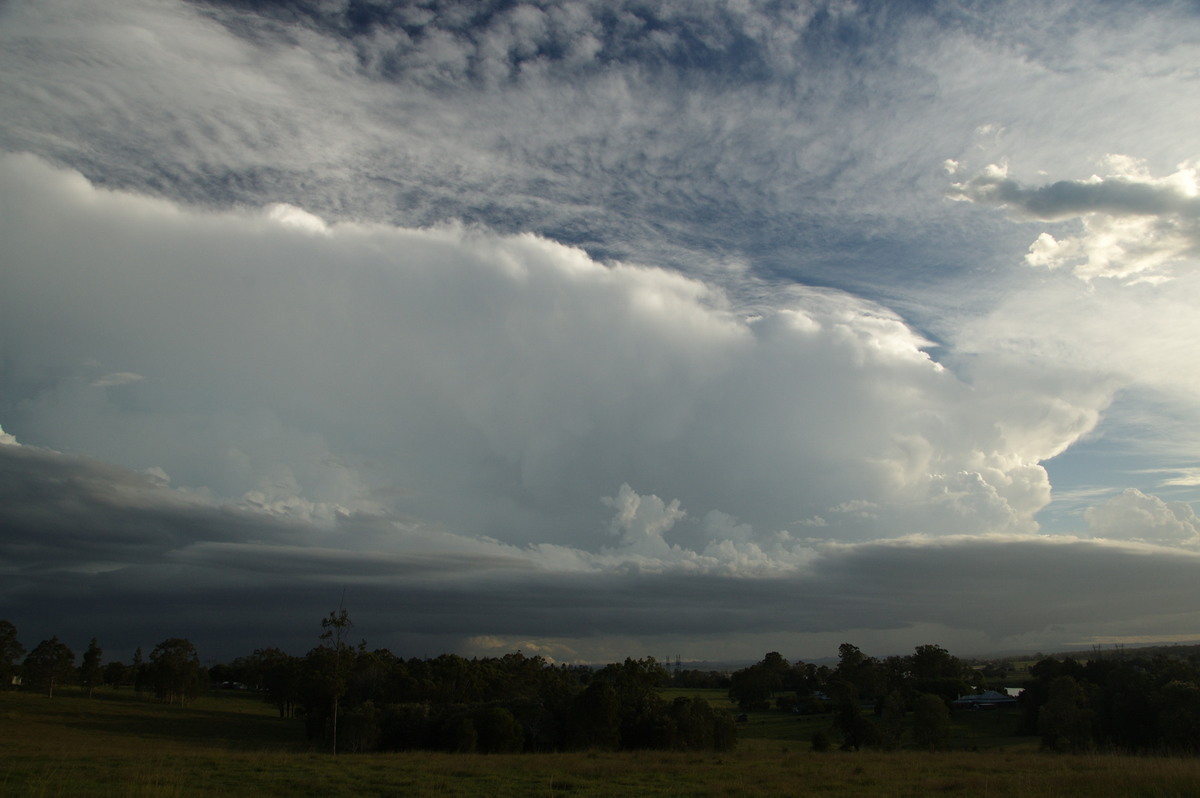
{"left": 4, "top": 689, "right": 1200, "bottom": 797}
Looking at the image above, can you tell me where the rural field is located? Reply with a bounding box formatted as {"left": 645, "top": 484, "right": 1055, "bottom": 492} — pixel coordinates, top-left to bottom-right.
{"left": 4, "top": 687, "right": 1200, "bottom": 797}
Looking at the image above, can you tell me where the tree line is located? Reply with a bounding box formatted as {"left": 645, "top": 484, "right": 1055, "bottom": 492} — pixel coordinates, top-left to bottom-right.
{"left": 8, "top": 614, "right": 1200, "bottom": 756}
{"left": 1020, "top": 651, "right": 1200, "bottom": 754}
{"left": 1, "top": 620, "right": 204, "bottom": 705}
{"left": 724, "top": 642, "right": 1200, "bottom": 754}
{"left": 0, "top": 616, "right": 734, "bottom": 754}
{"left": 726, "top": 643, "right": 977, "bottom": 750}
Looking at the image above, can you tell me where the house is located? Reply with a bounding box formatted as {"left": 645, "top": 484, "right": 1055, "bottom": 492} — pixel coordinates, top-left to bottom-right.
{"left": 951, "top": 689, "right": 1018, "bottom": 709}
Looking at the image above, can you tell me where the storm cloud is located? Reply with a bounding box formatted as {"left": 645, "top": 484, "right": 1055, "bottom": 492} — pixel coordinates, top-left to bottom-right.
{"left": 2, "top": 0, "right": 1199, "bottom": 664}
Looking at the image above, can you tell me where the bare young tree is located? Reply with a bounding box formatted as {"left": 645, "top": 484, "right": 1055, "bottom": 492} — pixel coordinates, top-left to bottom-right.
{"left": 320, "top": 606, "right": 353, "bottom": 754}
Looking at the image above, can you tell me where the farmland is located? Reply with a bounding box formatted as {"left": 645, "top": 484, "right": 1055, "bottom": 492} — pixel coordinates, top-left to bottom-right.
{"left": 5, "top": 686, "right": 1200, "bottom": 797}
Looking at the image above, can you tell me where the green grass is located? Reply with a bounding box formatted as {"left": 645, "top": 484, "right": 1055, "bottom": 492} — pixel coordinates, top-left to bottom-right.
{"left": 5, "top": 688, "right": 1200, "bottom": 797}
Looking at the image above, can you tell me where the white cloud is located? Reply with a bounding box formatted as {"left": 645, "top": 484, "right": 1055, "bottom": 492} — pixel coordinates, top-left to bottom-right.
{"left": 4, "top": 0, "right": 1200, "bottom": 661}
{"left": 1086, "top": 488, "right": 1200, "bottom": 547}
{"left": 1, "top": 154, "right": 1106, "bottom": 556}
{"left": 1158, "top": 468, "right": 1200, "bottom": 488}
{"left": 948, "top": 157, "right": 1200, "bottom": 281}
{"left": 601, "top": 484, "right": 685, "bottom": 557}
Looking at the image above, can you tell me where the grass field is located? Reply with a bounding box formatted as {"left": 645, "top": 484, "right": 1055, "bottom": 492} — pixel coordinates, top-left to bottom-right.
{"left": 5, "top": 688, "right": 1200, "bottom": 797}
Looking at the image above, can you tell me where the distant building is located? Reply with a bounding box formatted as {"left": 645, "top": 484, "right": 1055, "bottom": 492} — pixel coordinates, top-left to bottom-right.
{"left": 951, "top": 689, "right": 1018, "bottom": 709}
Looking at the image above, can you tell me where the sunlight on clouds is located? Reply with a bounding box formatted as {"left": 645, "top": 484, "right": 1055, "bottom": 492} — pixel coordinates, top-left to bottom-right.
{"left": 1085, "top": 488, "right": 1200, "bottom": 547}
{"left": 949, "top": 156, "right": 1200, "bottom": 281}
{"left": 1157, "top": 468, "right": 1200, "bottom": 488}
{"left": 601, "top": 483, "right": 685, "bottom": 557}
{"left": 0, "top": 153, "right": 1156, "bottom": 557}
{"left": 264, "top": 203, "right": 329, "bottom": 235}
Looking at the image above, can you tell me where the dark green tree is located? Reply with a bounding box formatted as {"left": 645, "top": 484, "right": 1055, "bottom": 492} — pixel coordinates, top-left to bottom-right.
{"left": 452, "top": 716, "right": 478, "bottom": 753}
{"left": 252, "top": 647, "right": 302, "bottom": 718}
{"left": 728, "top": 663, "right": 773, "bottom": 711}
{"left": 567, "top": 680, "right": 621, "bottom": 749}
{"left": 1153, "top": 679, "right": 1200, "bottom": 753}
{"left": 908, "top": 644, "right": 971, "bottom": 705}
{"left": 728, "top": 652, "right": 790, "bottom": 711}
{"left": 0, "top": 620, "right": 24, "bottom": 689}
{"left": 834, "top": 643, "right": 884, "bottom": 702}
{"left": 79, "top": 637, "right": 103, "bottom": 698}
{"left": 473, "top": 706, "right": 524, "bottom": 753}
{"left": 23, "top": 637, "right": 75, "bottom": 698}
{"left": 132, "top": 647, "right": 148, "bottom": 694}
{"left": 911, "top": 692, "right": 951, "bottom": 750}
{"left": 831, "top": 683, "right": 879, "bottom": 750}
{"left": 102, "top": 660, "right": 130, "bottom": 690}
{"left": 1038, "top": 675, "right": 1093, "bottom": 752}
{"left": 877, "top": 691, "right": 905, "bottom": 750}
{"left": 149, "top": 638, "right": 202, "bottom": 705}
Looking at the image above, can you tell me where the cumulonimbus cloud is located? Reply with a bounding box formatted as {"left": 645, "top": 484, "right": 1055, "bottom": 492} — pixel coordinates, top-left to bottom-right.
{"left": 0, "top": 152, "right": 1112, "bottom": 556}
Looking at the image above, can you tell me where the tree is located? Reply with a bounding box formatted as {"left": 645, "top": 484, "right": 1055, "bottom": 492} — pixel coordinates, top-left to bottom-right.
{"left": 249, "top": 648, "right": 301, "bottom": 718}
{"left": 149, "top": 638, "right": 202, "bottom": 705}
{"left": 911, "top": 693, "right": 951, "bottom": 750}
{"left": 728, "top": 652, "right": 791, "bottom": 711}
{"left": 79, "top": 638, "right": 103, "bottom": 698}
{"left": 908, "top": 644, "right": 970, "bottom": 705}
{"left": 103, "top": 660, "right": 130, "bottom": 690}
{"left": 877, "top": 691, "right": 905, "bottom": 750}
{"left": 132, "top": 647, "right": 148, "bottom": 694}
{"left": 473, "top": 706, "right": 524, "bottom": 753}
{"left": 1038, "top": 675, "right": 1093, "bottom": 752}
{"left": 23, "top": 637, "right": 75, "bottom": 698}
{"left": 0, "top": 620, "right": 24, "bottom": 689}
{"left": 320, "top": 607, "right": 353, "bottom": 754}
{"left": 728, "top": 663, "right": 772, "bottom": 711}
{"left": 831, "top": 684, "right": 879, "bottom": 750}
{"left": 834, "top": 643, "right": 884, "bottom": 702}
{"left": 567, "top": 680, "right": 621, "bottom": 749}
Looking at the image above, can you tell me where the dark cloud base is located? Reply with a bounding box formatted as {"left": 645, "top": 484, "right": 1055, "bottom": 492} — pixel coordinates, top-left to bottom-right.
{"left": 5, "top": 442, "right": 1198, "bottom": 663}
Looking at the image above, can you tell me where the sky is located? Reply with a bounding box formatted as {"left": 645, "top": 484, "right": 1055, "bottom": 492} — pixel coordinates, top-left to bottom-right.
{"left": 2, "top": 0, "right": 1200, "bottom": 666}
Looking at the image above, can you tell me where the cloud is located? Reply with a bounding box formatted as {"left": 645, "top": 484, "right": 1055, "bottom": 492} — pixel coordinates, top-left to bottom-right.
{"left": 5, "top": 437, "right": 1200, "bottom": 663}
{"left": 90, "top": 372, "right": 145, "bottom": 388}
{"left": 1157, "top": 467, "right": 1200, "bottom": 488}
{"left": 1085, "top": 488, "right": 1200, "bottom": 547}
{"left": 3, "top": 0, "right": 1200, "bottom": 663}
{"left": 7, "top": 0, "right": 1194, "bottom": 305}
{"left": 948, "top": 157, "right": 1200, "bottom": 280}
{"left": 1, "top": 153, "right": 1107, "bottom": 558}
{"left": 601, "top": 483, "right": 685, "bottom": 557}
{"left": 3, "top": 154, "right": 1197, "bottom": 662}
{"left": 0, "top": 425, "right": 18, "bottom": 447}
